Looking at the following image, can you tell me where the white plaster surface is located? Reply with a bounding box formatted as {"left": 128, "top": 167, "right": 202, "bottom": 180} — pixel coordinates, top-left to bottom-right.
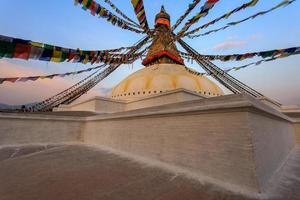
{"left": 0, "top": 114, "right": 83, "bottom": 145}
{"left": 55, "top": 96, "right": 125, "bottom": 113}
{"left": 265, "top": 148, "right": 300, "bottom": 200}
{"left": 248, "top": 112, "right": 295, "bottom": 191}
{"left": 0, "top": 94, "right": 297, "bottom": 194}
{"left": 293, "top": 122, "right": 300, "bottom": 146}
{"left": 56, "top": 89, "right": 205, "bottom": 113}
{"left": 83, "top": 110, "right": 260, "bottom": 192}
{"left": 125, "top": 89, "right": 205, "bottom": 111}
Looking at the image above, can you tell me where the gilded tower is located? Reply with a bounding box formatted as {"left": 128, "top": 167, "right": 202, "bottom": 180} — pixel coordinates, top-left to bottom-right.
{"left": 111, "top": 6, "right": 223, "bottom": 100}
{"left": 142, "top": 6, "right": 184, "bottom": 66}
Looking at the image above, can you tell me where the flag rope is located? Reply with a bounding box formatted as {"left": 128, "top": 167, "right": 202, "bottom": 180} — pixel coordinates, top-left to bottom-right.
{"left": 187, "top": 0, "right": 296, "bottom": 38}
{"left": 0, "top": 64, "right": 105, "bottom": 84}
{"left": 0, "top": 35, "right": 145, "bottom": 65}
{"left": 103, "top": 0, "right": 141, "bottom": 28}
{"left": 74, "top": 0, "right": 144, "bottom": 33}
{"left": 131, "top": 0, "right": 150, "bottom": 33}
{"left": 183, "top": 0, "right": 259, "bottom": 37}
{"left": 177, "top": 0, "right": 220, "bottom": 37}
{"left": 172, "top": 0, "right": 202, "bottom": 31}
{"left": 180, "top": 46, "right": 300, "bottom": 62}
{"left": 0, "top": 45, "right": 149, "bottom": 85}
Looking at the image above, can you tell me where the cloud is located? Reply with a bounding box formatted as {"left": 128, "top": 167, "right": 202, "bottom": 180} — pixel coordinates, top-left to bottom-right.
{"left": 73, "top": 87, "right": 112, "bottom": 103}
{"left": 0, "top": 60, "right": 107, "bottom": 105}
{"left": 226, "top": 35, "right": 238, "bottom": 40}
{"left": 249, "top": 33, "right": 263, "bottom": 41}
{"left": 98, "top": 87, "right": 112, "bottom": 95}
{"left": 213, "top": 40, "right": 247, "bottom": 51}
{"left": 212, "top": 33, "right": 263, "bottom": 51}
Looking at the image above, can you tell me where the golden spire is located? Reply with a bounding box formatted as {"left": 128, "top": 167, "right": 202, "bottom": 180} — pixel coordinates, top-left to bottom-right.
{"left": 142, "top": 6, "right": 184, "bottom": 67}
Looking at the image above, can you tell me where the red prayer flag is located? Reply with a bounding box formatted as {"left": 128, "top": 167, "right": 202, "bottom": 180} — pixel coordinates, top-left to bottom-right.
{"left": 14, "top": 43, "right": 31, "bottom": 60}
{"left": 207, "top": 0, "right": 219, "bottom": 3}
{"left": 89, "top": 1, "right": 96, "bottom": 16}
{"left": 68, "top": 51, "right": 76, "bottom": 62}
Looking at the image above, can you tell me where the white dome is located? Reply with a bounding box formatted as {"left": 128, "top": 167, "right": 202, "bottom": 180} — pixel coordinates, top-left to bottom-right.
{"left": 111, "top": 64, "right": 223, "bottom": 100}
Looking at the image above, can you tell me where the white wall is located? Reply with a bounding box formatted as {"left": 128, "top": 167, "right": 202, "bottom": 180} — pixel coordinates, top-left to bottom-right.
{"left": 294, "top": 122, "right": 300, "bottom": 146}
{"left": 0, "top": 94, "right": 297, "bottom": 193}
{"left": 248, "top": 112, "right": 295, "bottom": 191}
{"left": 125, "top": 90, "right": 204, "bottom": 111}
{"left": 82, "top": 110, "right": 258, "bottom": 192}
{"left": 94, "top": 99, "right": 125, "bottom": 113}
{"left": 56, "top": 90, "right": 204, "bottom": 113}
{"left": 81, "top": 95, "right": 296, "bottom": 192}
{"left": 0, "top": 114, "right": 83, "bottom": 145}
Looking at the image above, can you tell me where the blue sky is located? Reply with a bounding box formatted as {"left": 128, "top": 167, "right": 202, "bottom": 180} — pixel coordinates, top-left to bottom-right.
{"left": 0, "top": 0, "right": 299, "bottom": 105}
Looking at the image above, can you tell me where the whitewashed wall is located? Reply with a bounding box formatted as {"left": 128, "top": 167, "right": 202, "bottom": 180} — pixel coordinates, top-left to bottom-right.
{"left": 0, "top": 94, "right": 297, "bottom": 193}
{"left": 0, "top": 114, "right": 83, "bottom": 145}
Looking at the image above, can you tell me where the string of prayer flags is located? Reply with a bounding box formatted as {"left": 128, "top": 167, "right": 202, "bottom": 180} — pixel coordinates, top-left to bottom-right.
{"left": 0, "top": 65, "right": 106, "bottom": 84}
{"left": 180, "top": 46, "right": 300, "bottom": 75}
{"left": 177, "top": 0, "right": 220, "bottom": 37}
{"left": 74, "top": 0, "right": 144, "bottom": 33}
{"left": 103, "top": 0, "right": 141, "bottom": 28}
{"left": 185, "top": 66, "right": 205, "bottom": 76}
{"left": 172, "top": 0, "right": 202, "bottom": 31}
{"left": 180, "top": 52, "right": 195, "bottom": 62}
{"left": 0, "top": 47, "right": 149, "bottom": 85}
{"left": 180, "top": 45, "right": 300, "bottom": 74}
{"left": 183, "top": 50, "right": 299, "bottom": 77}
{"left": 183, "top": 0, "right": 259, "bottom": 37}
{"left": 188, "top": 0, "right": 295, "bottom": 38}
{"left": 201, "top": 46, "right": 300, "bottom": 62}
{"left": 224, "top": 51, "right": 300, "bottom": 73}
{"left": 0, "top": 35, "right": 144, "bottom": 65}
{"left": 131, "top": 0, "right": 150, "bottom": 32}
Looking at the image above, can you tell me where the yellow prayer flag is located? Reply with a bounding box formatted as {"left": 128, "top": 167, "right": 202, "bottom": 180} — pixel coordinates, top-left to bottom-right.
{"left": 51, "top": 49, "right": 63, "bottom": 62}
{"left": 30, "top": 42, "right": 43, "bottom": 48}
{"left": 131, "top": 0, "right": 140, "bottom": 7}
{"left": 248, "top": 0, "right": 259, "bottom": 7}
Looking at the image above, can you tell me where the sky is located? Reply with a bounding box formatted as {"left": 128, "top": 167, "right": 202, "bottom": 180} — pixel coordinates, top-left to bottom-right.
{"left": 0, "top": 0, "right": 299, "bottom": 105}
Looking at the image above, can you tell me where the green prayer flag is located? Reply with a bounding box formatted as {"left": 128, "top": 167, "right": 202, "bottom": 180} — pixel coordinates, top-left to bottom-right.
{"left": 0, "top": 40, "right": 16, "bottom": 58}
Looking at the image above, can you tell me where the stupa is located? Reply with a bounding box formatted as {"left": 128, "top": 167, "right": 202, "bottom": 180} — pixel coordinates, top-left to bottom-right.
{"left": 1, "top": 5, "right": 300, "bottom": 199}
{"left": 49, "top": 9, "right": 300, "bottom": 195}
{"left": 111, "top": 6, "right": 223, "bottom": 101}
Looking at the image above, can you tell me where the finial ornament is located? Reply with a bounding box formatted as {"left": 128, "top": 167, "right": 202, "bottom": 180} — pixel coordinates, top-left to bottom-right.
{"left": 155, "top": 5, "right": 170, "bottom": 23}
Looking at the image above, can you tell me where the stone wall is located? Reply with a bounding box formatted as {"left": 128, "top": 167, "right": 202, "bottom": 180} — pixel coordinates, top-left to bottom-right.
{"left": 293, "top": 122, "right": 300, "bottom": 146}
{"left": 82, "top": 95, "right": 295, "bottom": 192}
{"left": 70, "top": 99, "right": 96, "bottom": 112}
{"left": 0, "top": 113, "right": 83, "bottom": 146}
{"left": 55, "top": 89, "right": 204, "bottom": 113}
{"left": 94, "top": 98, "right": 125, "bottom": 113}
{"left": 83, "top": 110, "right": 259, "bottom": 192}
{"left": 125, "top": 89, "right": 204, "bottom": 111}
{"left": 248, "top": 112, "right": 294, "bottom": 191}
{"left": 0, "top": 94, "right": 297, "bottom": 193}
{"left": 56, "top": 97, "right": 125, "bottom": 113}
{"left": 55, "top": 100, "right": 96, "bottom": 112}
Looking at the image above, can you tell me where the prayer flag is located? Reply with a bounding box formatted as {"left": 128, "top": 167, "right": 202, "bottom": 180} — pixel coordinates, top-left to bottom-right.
{"left": 0, "top": 36, "right": 15, "bottom": 58}
{"left": 39, "top": 44, "right": 53, "bottom": 61}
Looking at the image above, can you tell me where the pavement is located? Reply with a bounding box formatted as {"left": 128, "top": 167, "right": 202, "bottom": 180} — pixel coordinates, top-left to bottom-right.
{"left": 0, "top": 144, "right": 299, "bottom": 200}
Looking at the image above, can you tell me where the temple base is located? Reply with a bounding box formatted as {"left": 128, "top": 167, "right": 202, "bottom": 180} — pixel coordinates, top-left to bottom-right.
{"left": 1, "top": 94, "right": 299, "bottom": 193}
